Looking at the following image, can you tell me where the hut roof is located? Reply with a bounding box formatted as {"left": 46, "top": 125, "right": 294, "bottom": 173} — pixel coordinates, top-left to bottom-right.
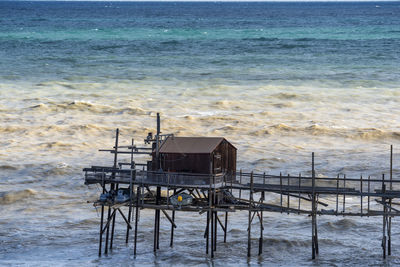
{"left": 158, "top": 137, "right": 234, "bottom": 154}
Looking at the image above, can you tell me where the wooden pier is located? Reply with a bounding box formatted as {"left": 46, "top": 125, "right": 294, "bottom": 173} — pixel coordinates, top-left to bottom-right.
{"left": 83, "top": 114, "right": 399, "bottom": 259}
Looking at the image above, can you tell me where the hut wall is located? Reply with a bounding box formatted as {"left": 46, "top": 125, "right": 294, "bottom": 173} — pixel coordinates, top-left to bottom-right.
{"left": 212, "top": 140, "right": 236, "bottom": 175}
{"left": 159, "top": 153, "right": 211, "bottom": 174}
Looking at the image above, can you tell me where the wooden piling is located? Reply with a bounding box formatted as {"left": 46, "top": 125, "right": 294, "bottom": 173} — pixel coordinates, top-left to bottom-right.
{"left": 109, "top": 128, "right": 120, "bottom": 251}
{"left": 368, "top": 175, "right": 371, "bottom": 215}
{"left": 311, "top": 152, "right": 317, "bottom": 259}
{"left": 126, "top": 182, "right": 133, "bottom": 243}
{"left": 248, "top": 171, "right": 253, "bottom": 257}
{"left": 382, "top": 174, "right": 387, "bottom": 259}
{"left": 104, "top": 206, "right": 111, "bottom": 254}
{"left": 259, "top": 191, "right": 264, "bottom": 255}
{"left": 211, "top": 209, "right": 214, "bottom": 258}
{"left": 170, "top": 189, "right": 176, "bottom": 248}
{"left": 343, "top": 174, "right": 346, "bottom": 213}
{"left": 298, "top": 173, "right": 301, "bottom": 214}
{"left": 134, "top": 187, "right": 140, "bottom": 256}
{"left": 214, "top": 211, "right": 217, "bottom": 251}
{"left": 110, "top": 185, "right": 118, "bottom": 250}
{"left": 98, "top": 179, "right": 105, "bottom": 257}
{"left": 239, "top": 169, "right": 242, "bottom": 199}
{"left": 99, "top": 203, "right": 104, "bottom": 256}
{"left": 388, "top": 145, "right": 393, "bottom": 255}
{"left": 287, "top": 174, "right": 290, "bottom": 214}
{"left": 280, "top": 172, "right": 283, "bottom": 213}
{"left": 156, "top": 186, "right": 161, "bottom": 250}
{"left": 336, "top": 174, "right": 339, "bottom": 215}
{"left": 206, "top": 209, "right": 210, "bottom": 254}
{"left": 360, "top": 175, "right": 363, "bottom": 215}
{"left": 224, "top": 212, "right": 228, "bottom": 243}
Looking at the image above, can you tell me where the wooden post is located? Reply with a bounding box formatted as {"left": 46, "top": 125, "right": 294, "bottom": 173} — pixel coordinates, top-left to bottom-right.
{"left": 206, "top": 209, "right": 210, "bottom": 254}
{"left": 210, "top": 174, "right": 214, "bottom": 258}
{"left": 152, "top": 187, "right": 161, "bottom": 252}
{"left": 134, "top": 187, "right": 140, "bottom": 255}
{"left": 105, "top": 206, "right": 111, "bottom": 254}
{"left": 248, "top": 171, "right": 253, "bottom": 257}
{"left": 239, "top": 169, "right": 242, "bottom": 199}
{"left": 99, "top": 182, "right": 105, "bottom": 257}
{"left": 211, "top": 207, "right": 214, "bottom": 258}
{"left": 280, "top": 172, "right": 283, "bottom": 213}
{"left": 382, "top": 174, "right": 387, "bottom": 259}
{"left": 109, "top": 128, "right": 119, "bottom": 251}
{"left": 214, "top": 211, "right": 217, "bottom": 251}
{"left": 287, "top": 174, "right": 290, "bottom": 214}
{"left": 259, "top": 191, "right": 264, "bottom": 255}
{"left": 368, "top": 175, "right": 371, "bottom": 216}
{"left": 298, "top": 173, "right": 301, "bottom": 214}
{"left": 343, "top": 174, "right": 346, "bottom": 213}
{"left": 126, "top": 170, "right": 134, "bottom": 244}
{"left": 336, "top": 174, "right": 339, "bottom": 215}
{"left": 311, "top": 152, "right": 316, "bottom": 259}
{"left": 153, "top": 207, "right": 158, "bottom": 252}
{"left": 360, "top": 175, "right": 363, "bottom": 215}
{"left": 224, "top": 212, "right": 228, "bottom": 243}
{"left": 110, "top": 185, "right": 118, "bottom": 250}
{"left": 388, "top": 145, "right": 393, "bottom": 255}
{"left": 170, "top": 189, "right": 176, "bottom": 248}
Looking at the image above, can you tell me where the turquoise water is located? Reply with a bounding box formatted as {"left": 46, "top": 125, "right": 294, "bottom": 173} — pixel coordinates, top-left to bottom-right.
{"left": 1, "top": 1, "right": 399, "bottom": 85}
{"left": 0, "top": 1, "right": 400, "bottom": 266}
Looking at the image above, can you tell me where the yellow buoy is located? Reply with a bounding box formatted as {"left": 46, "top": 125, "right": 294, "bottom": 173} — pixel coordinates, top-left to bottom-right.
{"left": 178, "top": 195, "right": 183, "bottom": 202}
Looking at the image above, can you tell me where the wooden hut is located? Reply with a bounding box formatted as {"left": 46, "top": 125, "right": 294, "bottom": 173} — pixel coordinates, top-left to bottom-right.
{"left": 151, "top": 136, "right": 236, "bottom": 181}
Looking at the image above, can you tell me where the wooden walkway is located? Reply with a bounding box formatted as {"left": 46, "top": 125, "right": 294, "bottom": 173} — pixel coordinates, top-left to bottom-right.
{"left": 84, "top": 150, "right": 399, "bottom": 260}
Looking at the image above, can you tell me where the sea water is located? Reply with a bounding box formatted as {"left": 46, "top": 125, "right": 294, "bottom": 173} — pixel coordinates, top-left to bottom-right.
{"left": 0, "top": 1, "right": 399, "bottom": 266}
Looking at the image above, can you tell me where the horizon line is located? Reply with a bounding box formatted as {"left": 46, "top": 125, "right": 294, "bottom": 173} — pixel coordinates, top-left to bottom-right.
{"left": 7, "top": 0, "right": 400, "bottom": 2}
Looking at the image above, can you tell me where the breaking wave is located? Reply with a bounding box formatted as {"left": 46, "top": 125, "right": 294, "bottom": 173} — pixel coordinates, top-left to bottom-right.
{"left": 0, "top": 189, "right": 37, "bottom": 205}
{"left": 29, "top": 101, "right": 150, "bottom": 115}
{"left": 30, "top": 101, "right": 150, "bottom": 115}
{"left": 250, "top": 124, "right": 400, "bottom": 141}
